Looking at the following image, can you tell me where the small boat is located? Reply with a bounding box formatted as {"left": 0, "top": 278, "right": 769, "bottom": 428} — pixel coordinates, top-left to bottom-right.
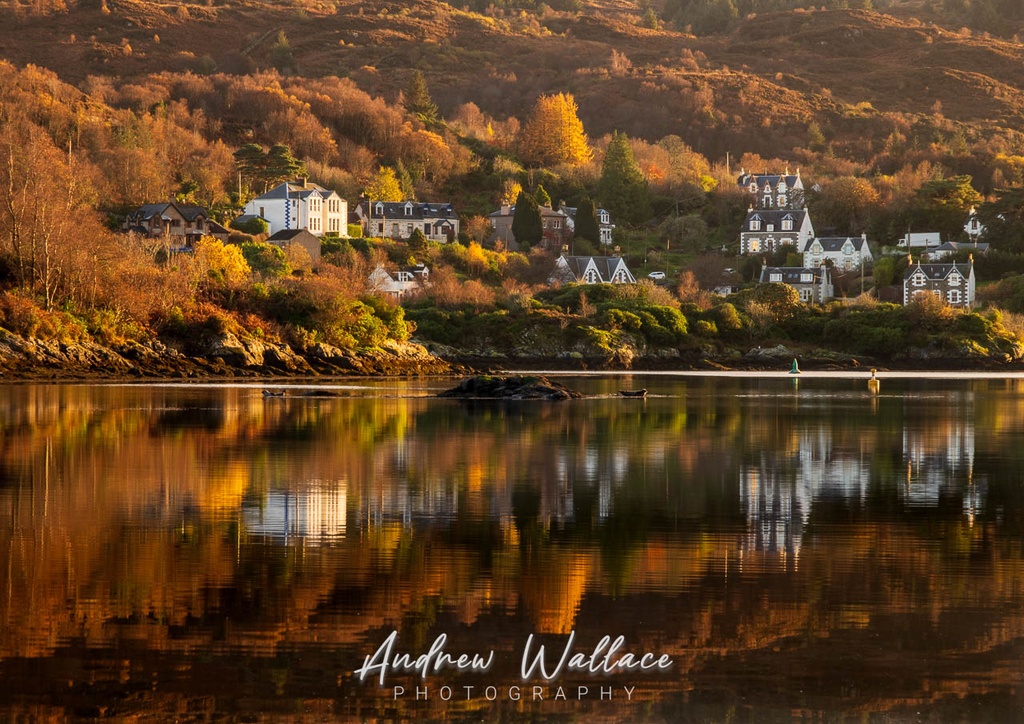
{"left": 790, "top": 359, "right": 801, "bottom": 375}
{"left": 619, "top": 389, "right": 648, "bottom": 398}
{"left": 262, "top": 389, "right": 285, "bottom": 397}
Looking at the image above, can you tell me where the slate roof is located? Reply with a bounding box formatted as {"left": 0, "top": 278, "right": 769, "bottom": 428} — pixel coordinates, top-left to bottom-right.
{"left": 268, "top": 229, "right": 318, "bottom": 242}
{"left": 254, "top": 181, "right": 333, "bottom": 201}
{"left": 127, "top": 202, "right": 209, "bottom": 222}
{"left": 742, "top": 209, "right": 808, "bottom": 232}
{"left": 366, "top": 201, "right": 457, "bottom": 220}
{"left": 759, "top": 267, "right": 828, "bottom": 284}
{"left": 805, "top": 236, "right": 868, "bottom": 252}
{"left": 558, "top": 255, "right": 633, "bottom": 282}
{"left": 903, "top": 262, "right": 973, "bottom": 281}
{"left": 737, "top": 172, "right": 802, "bottom": 189}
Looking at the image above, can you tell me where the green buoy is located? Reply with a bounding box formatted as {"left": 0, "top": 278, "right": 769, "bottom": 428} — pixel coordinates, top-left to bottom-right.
{"left": 790, "top": 359, "right": 800, "bottom": 375}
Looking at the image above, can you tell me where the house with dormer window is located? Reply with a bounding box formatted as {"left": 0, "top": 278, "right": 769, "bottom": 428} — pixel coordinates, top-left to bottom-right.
{"left": 740, "top": 208, "right": 815, "bottom": 255}
{"left": 759, "top": 266, "right": 833, "bottom": 303}
{"left": 355, "top": 201, "right": 459, "bottom": 242}
{"left": 123, "top": 202, "right": 224, "bottom": 247}
{"left": 802, "top": 234, "right": 874, "bottom": 272}
{"left": 243, "top": 178, "right": 347, "bottom": 237}
{"left": 548, "top": 255, "right": 636, "bottom": 285}
{"left": 737, "top": 169, "right": 805, "bottom": 210}
{"left": 561, "top": 205, "right": 616, "bottom": 246}
{"left": 903, "top": 259, "right": 975, "bottom": 309}
{"left": 488, "top": 204, "right": 572, "bottom": 250}
{"left": 964, "top": 206, "right": 984, "bottom": 240}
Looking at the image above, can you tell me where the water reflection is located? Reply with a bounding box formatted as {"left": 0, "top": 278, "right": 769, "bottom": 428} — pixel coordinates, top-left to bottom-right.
{"left": 0, "top": 378, "right": 1023, "bottom": 720}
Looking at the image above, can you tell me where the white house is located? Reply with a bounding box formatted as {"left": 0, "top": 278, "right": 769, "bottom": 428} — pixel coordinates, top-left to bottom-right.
{"left": 562, "top": 205, "right": 616, "bottom": 246}
{"left": 740, "top": 208, "right": 815, "bottom": 256}
{"left": 356, "top": 201, "right": 459, "bottom": 242}
{"left": 368, "top": 264, "right": 430, "bottom": 300}
{"left": 243, "top": 178, "right": 348, "bottom": 237}
{"left": 903, "top": 259, "right": 976, "bottom": 309}
{"left": 548, "top": 255, "right": 636, "bottom": 285}
{"left": 759, "top": 266, "right": 834, "bottom": 303}
{"left": 964, "top": 206, "right": 984, "bottom": 240}
{"left": 802, "top": 234, "right": 873, "bottom": 272}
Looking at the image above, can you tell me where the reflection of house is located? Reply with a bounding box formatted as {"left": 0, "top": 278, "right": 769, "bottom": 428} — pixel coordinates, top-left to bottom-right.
{"left": 267, "top": 228, "right": 321, "bottom": 268}
{"left": 759, "top": 266, "right": 833, "bottom": 303}
{"left": 123, "top": 202, "right": 222, "bottom": 247}
{"left": 740, "top": 208, "right": 814, "bottom": 255}
{"left": 736, "top": 168, "right": 805, "bottom": 209}
{"left": 243, "top": 178, "right": 348, "bottom": 237}
{"left": 242, "top": 483, "right": 347, "bottom": 544}
{"left": 356, "top": 201, "right": 458, "bottom": 242}
{"left": 802, "top": 234, "right": 873, "bottom": 272}
{"left": 902, "top": 412, "right": 976, "bottom": 508}
{"left": 368, "top": 264, "right": 430, "bottom": 300}
{"left": 549, "top": 255, "right": 636, "bottom": 285}
{"left": 488, "top": 204, "right": 572, "bottom": 250}
{"left": 903, "top": 260, "right": 975, "bottom": 308}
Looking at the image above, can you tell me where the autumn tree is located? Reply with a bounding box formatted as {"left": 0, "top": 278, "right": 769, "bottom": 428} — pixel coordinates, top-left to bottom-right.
{"left": 234, "top": 143, "right": 306, "bottom": 194}
{"left": 403, "top": 70, "right": 439, "bottom": 124}
{"left": 517, "top": 93, "right": 592, "bottom": 168}
{"left": 511, "top": 191, "right": 544, "bottom": 250}
{"left": 811, "top": 176, "right": 881, "bottom": 235}
{"left": 364, "top": 166, "right": 404, "bottom": 202}
{"left": 573, "top": 197, "right": 600, "bottom": 244}
{"left": 910, "top": 175, "right": 982, "bottom": 240}
{"left": 0, "top": 116, "right": 97, "bottom": 310}
{"left": 597, "top": 131, "right": 650, "bottom": 225}
{"left": 975, "top": 187, "right": 1024, "bottom": 253}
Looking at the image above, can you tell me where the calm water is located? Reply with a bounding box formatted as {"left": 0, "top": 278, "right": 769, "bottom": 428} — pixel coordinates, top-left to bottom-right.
{"left": 1, "top": 374, "right": 1024, "bottom": 722}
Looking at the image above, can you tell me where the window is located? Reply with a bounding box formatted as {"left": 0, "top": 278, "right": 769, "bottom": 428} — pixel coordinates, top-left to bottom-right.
{"left": 948, "top": 289, "right": 962, "bottom": 304}
{"left": 766, "top": 224, "right": 775, "bottom": 232}
{"left": 750, "top": 240, "right": 760, "bottom": 252}
{"left": 404, "top": 203, "right": 413, "bottom": 216}
{"left": 750, "top": 218, "right": 761, "bottom": 231}
{"left": 779, "top": 194, "right": 787, "bottom": 206}
{"left": 801, "top": 273, "right": 813, "bottom": 283}
{"left": 585, "top": 270, "right": 598, "bottom": 283}
{"left": 948, "top": 272, "right": 961, "bottom": 285}
{"left": 912, "top": 273, "right": 926, "bottom": 287}
{"left": 763, "top": 195, "right": 773, "bottom": 207}
{"left": 782, "top": 218, "right": 793, "bottom": 231}
{"left": 770, "top": 273, "right": 782, "bottom": 282}
{"left": 800, "top": 288, "right": 812, "bottom": 302}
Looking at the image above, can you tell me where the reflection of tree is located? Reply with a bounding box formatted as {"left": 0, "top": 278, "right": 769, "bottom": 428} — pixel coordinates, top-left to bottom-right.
{"left": 3, "top": 382, "right": 1024, "bottom": 719}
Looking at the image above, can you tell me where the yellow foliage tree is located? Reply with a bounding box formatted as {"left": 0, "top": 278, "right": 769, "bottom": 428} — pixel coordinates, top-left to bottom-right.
{"left": 517, "top": 93, "right": 592, "bottom": 168}
{"left": 193, "top": 237, "right": 250, "bottom": 289}
{"left": 363, "top": 166, "right": 404, "bottom": 202}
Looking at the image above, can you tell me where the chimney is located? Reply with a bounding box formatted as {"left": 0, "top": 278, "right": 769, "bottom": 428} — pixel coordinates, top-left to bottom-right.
{"left": 296, "top": 176, "right": 308, "bottom": 189}
{"left": 500, "top": 204, "right": 510, "bottom": 216}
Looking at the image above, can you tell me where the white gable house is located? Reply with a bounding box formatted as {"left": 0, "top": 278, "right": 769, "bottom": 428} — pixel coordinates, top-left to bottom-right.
{"left": 243, "top": 178, "right": 348, "bottom": 237}
{"left": 903, "top": 260, "right": 976, "bottom": 309}
{"left": 759, "top": 266, "right": 834, "bottom": 304}
{"left": 740, "top": 208, "right": 815, "bottom": 256}
{"left": 368, "top": 264, "right": 430, "bottom": 301}
{"left": 803, "top": 234, "right": 874, "bottom": 272}
{"left": 548, "top": 256, "right": 636, "bottom": 285}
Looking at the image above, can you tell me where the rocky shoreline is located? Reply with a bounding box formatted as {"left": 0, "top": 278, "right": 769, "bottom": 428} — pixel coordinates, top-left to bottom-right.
{"left": 0, "top": 330, "right": 1020, "bottom": 382}
{"left": 0, "top": 329, "right": 457, "bottom": 381}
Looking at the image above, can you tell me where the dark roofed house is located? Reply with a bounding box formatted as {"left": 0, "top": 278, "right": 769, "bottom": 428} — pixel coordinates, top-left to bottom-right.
{"left": 488, "top": 204, "right": 571, "bottom": 251}
{"left": 759, "top": 266, "right": 834, "bottom": 303}
{"left": 903, "top": 259, "right": 975, "bottom": 309}
{"left": 123, "top": 202, "right": 214, "bottom": 248}
{"left": 740, "top": 208, "right": 815, "bottom": 256}
{"left": 267, "top": 228, "right": 321, "bottom": 269}
{"left": 548, "top": 255, "right": 636, "bottom": 285}
{"left": 356, "top": 200, "right": 459, "bottom": 243}
{"left": 736, "top": 168, "right": 805, "bottom": 210}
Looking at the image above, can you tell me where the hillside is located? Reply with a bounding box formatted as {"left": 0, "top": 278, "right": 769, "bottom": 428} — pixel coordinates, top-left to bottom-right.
{"left": 1, "top": 0, "right": 1023, "bottom": 165}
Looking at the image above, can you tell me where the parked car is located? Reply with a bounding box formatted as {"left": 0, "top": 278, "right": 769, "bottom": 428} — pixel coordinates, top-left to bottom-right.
{"left": 648, "top": 271, "right": 666, "bottom": 280}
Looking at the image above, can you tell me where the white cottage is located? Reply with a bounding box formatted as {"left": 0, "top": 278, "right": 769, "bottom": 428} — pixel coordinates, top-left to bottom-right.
{"left": 548, "top": 255, "right": 636, "bottom": 285}
{"left": 802, "top": 234, "right": 873, "bottom": 272}
{"left": 243, "top": 178, "right": 348, "bottom": 237}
